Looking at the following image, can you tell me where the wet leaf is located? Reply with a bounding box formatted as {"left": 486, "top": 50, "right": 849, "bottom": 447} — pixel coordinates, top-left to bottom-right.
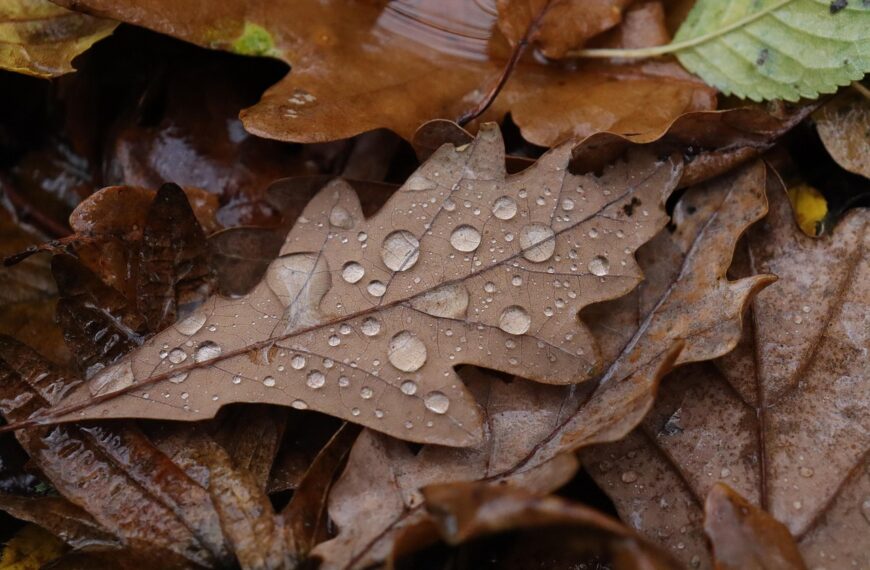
{"left": 39, "top": 125, "right": 684, "bottom": 446}
{"left": 583, "top": 179, "right": 869, "bottom": 569}
{"left": 311, "top": 162, "right": 774, "bottom": 569}
{"left": 814, "top": 86, "right": 870, "bottom": 179}
{"left": 0, "top": 495, "right": 120, "bottom": 550}
{"left": 0, "top": 0, "right": 115, "bottom": 78}
{"left": 53, "top": 0, "right": 716, "bottom": 145}
{"left": 705, "top": 483, "right": 807, "bottom": 570}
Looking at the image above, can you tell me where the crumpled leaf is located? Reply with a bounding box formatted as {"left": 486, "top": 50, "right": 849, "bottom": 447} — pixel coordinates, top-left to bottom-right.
{"left": 583, "top": 180, "right": 869, "bottom": 569}
{"left": 399, "top": 482, "right": 683, "bottom": 569}
{"left": 53, "top": 0, "right": 716, "bottom": 145}
{"left": 672, "top": 0, "right": 870, "bottom": 102}
{"left": 0, "top": 0, "right": 115, "bottom": 78}
{"left": 310, "top": 161, "right": 774, "bottom": 570}
{"left": 814, "top": 86, "right": 870, "bottom": 179}
{"left": 37, "top": 124, "right": 683, "bottom": 447}
{"left": 705, "top": 483, "right": 807, "bottom": 570}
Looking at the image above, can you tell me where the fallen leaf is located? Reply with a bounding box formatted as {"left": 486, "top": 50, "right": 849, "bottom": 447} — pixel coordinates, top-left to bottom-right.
{"left": 311, "top": 161, "right": 774, "bottom": 569}
{"left": 814, "top": 86, "right": 870, "bottom": 179}
{"left": 583, "top": 179, "right": 869, "bottom": 569}
{"left": 0, "top": 495, "right": 120, "bottom": 551}
{"left": 0, "top": 0, "right": 115, "bottom": 78}
{"left": 705, "top": 483, "right": 807, "bottom": 570}
{"left": 53, "top": 0, "right": 716, "bottom": 145}
{"left": 402, "top": 482, "right": 683, "bottom": 569}
{"left": 38, "top": 125, "right": 683, "bottom": 446}
{"left": 210, "top": 404, "right": 288, "bottom": 490}
{"left": 0, "top": 525, "right": 66, "bottom": 570}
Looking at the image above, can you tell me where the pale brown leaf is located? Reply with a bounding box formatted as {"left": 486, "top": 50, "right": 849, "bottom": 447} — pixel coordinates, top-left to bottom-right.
{"left": 814, "top": 86, "right": 870, "bottom": 179}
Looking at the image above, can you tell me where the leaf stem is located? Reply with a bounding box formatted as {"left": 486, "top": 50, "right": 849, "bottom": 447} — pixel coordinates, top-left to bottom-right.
{"left": 565, "top": 0, "right": 796, "bottom": 59}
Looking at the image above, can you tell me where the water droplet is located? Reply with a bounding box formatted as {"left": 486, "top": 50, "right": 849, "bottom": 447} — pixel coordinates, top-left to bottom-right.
{"left": 388, "top": 331, "right": 427, "bottom": 372}
{"left": 338, "top": 376, "right": 350, "bottom": 387}
{"left": 406, "top": 174, "right": 436, "bottom": 191}
{"left": 588, "top": 256, "right": 610, "bottom": 276}
{"left": 374, "top": 409, "right": 384, "bottom": 418}
{"left": 329, "top": 205, "right": 354, "bottom": 229}
{"left": 341, "top": 261, "right": 365, "bottom": 283}
{"left": 449, "top": 225, "right": 481, "bottom": 252}
{"left": 175, "top": 313, "right": 206, "bottom": 335}
{"left": 799, "top": 466, "right": 814, "bottom": 478}
{"left": 861, "top": 497, "right": 870, "bottom": 524}
{"left": 232, "top": 375, "right": 242, "bottom": 385}
{"left": 291, "top": 354, "right": 307, "bottom": 370}
{"left": 492, "top": 196, "right": 517, "bottom": 220}
{"left": 360, "top": 386, "right": 374, "bottom": 399}
{"left": 561, "top": 198, "right": 574, "bottom": 211}
{"left": 367, "top": 281, "right": 386, "bottom": 297}
{"left": 169, "top": 372, "right": 188, "bottom": 384}
{"left": 291, "top": 399, "right": 309, "bottom": 410}
{"left": 484, "top": 282, "right": 496, "bottom": 293}
{"left": 621, "top": 471, "right": 638, "bottom": 483}
{"left": 180, "top": 392, "right": 189, "bottom": 400}
{"left": 720, "top": 467, "right": 731, "bottom": 478}
{"left": 360, "top": 317, "right": 381, "bottom": 337}
{"left": 328, "top": 335, "right": 341, "bottom": 347}
{"left": 263, "top": 376, "right": 276, "bottom": 387}
{"left": 424, "top": 391, "right": 450, "bottom": 414}
{"left": 511, "top": 275, "right": 522, "bottom": 286}
{"left": 400, "top": 380, "right": 418, "bottom": 395}
{"left": 381, "top": 230, "right": 420, "bottom": 271}
{"left": 499, "top": 305, "right": 531, "bottom": 335}
{"left": 194, "top": 341, "right": 222, "bottom": 363}
{"left": 519, "top": 223, "right": 556, "bottom": 262}
{"left": 409, "top": 283, "right": 468, "bottom": 318}
{"left": 404, "top": 421, "right": 414, "bottom": 429}
{"left": 168, "top": 348, "right": 188, "bottom": 364}
{"left": 351, "top": 407, "right": 361, "bottom": 416}
{"left": 339, "top": 323, "right": 352, "bottom": 335}
{"left": 306, "top": 370, "right": 326, "bottom": 389}
{"left": 357, "top": 232, "right": 368, "bottom": 242}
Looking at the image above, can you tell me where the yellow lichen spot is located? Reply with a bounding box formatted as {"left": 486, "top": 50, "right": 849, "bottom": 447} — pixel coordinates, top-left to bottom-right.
{"left": 231, "top": 22, "right": 277, "bottom": 57}
{"left": 787, "top": 184, "right": 828, "bottom": 237}
{"left": 0, "top": 525, "right": 66, "bottom": 570}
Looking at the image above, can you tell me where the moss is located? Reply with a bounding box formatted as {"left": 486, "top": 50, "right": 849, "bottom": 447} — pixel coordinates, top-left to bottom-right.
{"left": 231, "top": 22, "right": 276, "bottom": 57}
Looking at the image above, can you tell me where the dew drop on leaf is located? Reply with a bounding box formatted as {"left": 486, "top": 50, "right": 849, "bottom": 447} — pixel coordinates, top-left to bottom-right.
{"left": 449, "top": 225, "right": 482, "bottom": 252}
{"left": 367, "top": 281, "right": 386, "bottom": 297}
{"left": 519, "top": 223, "right": 556, "bottom": 262}
{"left": 341, "top": 261, "right": 365, "bottom": 283}
{"left": 400, "top": 379, "right": 418, "bottom": 395}
{"left": 306, "top": 370, "right": 326, "bottom": 389}
{"left": 381, "top": 230, "right": 420, "bottom": 271}
{"left": 499, "top": 305, "right": 531, "bottom": 335}
{"left": 168, "top": 348, "right": 188, "bottom": 364}
{"left": 588, "top": 256, "right": 610, "bottom": 276}
{"left": 175, "top": 312, "right": 206, "bottom": 335}
{"left": 329, "top": 205, "right": 354, "bottom": 229}
{"left": 423, "top": 391, "right": 450, "bottom": 414}
{"left": 291, "top": 399, "right": 309, "bottom": 410}
{"left": 361, "top": 317, "right": 381, "bottom": 336}
{"left": 194, "top": 341, "right": 222, "bottom": 362}
{"left": 291, "top": 354, "right": 307, "bottom": 370}
{"left": 492, "top": 195, "right": 517, "bottom": 220}
{"left": 388, "top": 330, "right": 427, "bottom": 372}
{"left": 263, "top": 376, "right": 276, "bottom": 387}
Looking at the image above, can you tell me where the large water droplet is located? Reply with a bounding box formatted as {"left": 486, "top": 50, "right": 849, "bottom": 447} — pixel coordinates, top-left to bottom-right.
{"left": 306, "top": 370, "right": 326, "bottom": 389}
{"left": 409, "top": 283, "right": 468, "bottom": 318}
{"left": 381, "top": 230, "right": 420, "bottom": 271}
{"left": 588, "top": 256, "right": 610, "bottom": 276}
{"left": 175, "top": 313, "right": 206, "bottom": 335}
{"left": 388, "top": 331, "right": 428, "bottom": 372}
{"left": 291, "top": 354, "right": 307, "bottom": 370}
{"left": 449, "top": 225, "right": 481, "bottom": 252}
{"left": 194, "top": 341, "right": 222, "bottom": 363}
{"left": 367, "top": 281, "right": 386, "bottom": 297}
{"left": 361, "top": 317, "right": 381, "bottom": 336}
{"left": 424, "top": 391, "right": 450, "bottom": 414}
{"left": 499, "top": 305, "right": 531, "bottom": 335}
{"left": 168, "top": 348, "right": 188, "bottom": 364}
{"left": 519, "top": 223, "right": 556, "bottom": 262}
{"left": 400, "top": 380, "right": 418, "bottom": 395}
{"left": 492, "top": 196, "right": 517, "bottom": 220}
{"left": 329, "top": 205, "right": 354, "bottom": 229}
{"left": 341, "top": 261, "right": 365, "bottom": 283}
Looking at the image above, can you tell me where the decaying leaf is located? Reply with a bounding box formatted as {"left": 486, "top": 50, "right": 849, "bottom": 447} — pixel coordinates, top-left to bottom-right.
{"left": 35, "top": 125, "right": 684, "bottom": 446}
{"left": 583, "top": 180, "right": 869, "bottom": 569}
{"left": 0, "top": 0, "right": 115, "bottom": 78}
{"left": 52, "top": 0, "right": 715, "bottom": 145}
{"left": 0, "top": 525, "right": 66, "bottom": 570}
{"left": 395, "top": 482, "right": 683, "bottom": 569}
{"left": 310, "top": 161, "right": 774, "bottom": 570}
{"left": 814, "top": 86, "right": 870, "bottom": 179}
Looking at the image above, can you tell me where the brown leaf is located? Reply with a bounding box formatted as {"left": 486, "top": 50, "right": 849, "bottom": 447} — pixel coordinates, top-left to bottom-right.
{"left": 311, "top": 160, "right": 773, "bottom": 570}
{"left": 209, "top": 227, "right": 286, "bottom": 297}
{"left": 0, "top": 494, "right": 120, "bottom": 550}
{"left": 53, "top": 0, "right": 715, "bottom": 145}
{"left": 583, "top": 178, "right": 870, "bottom": 569}
{"left": 814, "top": 87, "right": 870, "bottom": 179}
{"left": 210, "top": 404, "right": 288, "bottom": 490}
{"left": 40, "top": 125, "right": 683, "bottom": 446}
{"left": 399, "top": 482, "right": 683, "bottom": 569}
{"left": 704, "top": 483, "right": 807, "bottom": 570}
{"left": 0, "top": 0, "right": 115, "bottom": 78}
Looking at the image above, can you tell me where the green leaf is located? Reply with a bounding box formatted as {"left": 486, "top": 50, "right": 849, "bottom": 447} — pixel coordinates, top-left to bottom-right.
{"left": 673, "top": 0, "right": 870, "bottom": 101}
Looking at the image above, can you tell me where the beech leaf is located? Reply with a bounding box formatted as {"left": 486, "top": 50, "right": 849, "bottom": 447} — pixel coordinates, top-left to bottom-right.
{"left": 33, "top": 124, "right": 683, "bottom": 447}
{"left": 583, "top": 180, "right": 869, "bottom": 569}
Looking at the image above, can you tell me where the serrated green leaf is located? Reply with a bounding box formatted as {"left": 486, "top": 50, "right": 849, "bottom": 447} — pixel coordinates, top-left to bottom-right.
{"left": 673, "top": 0, "right": 870, "bottom": 101}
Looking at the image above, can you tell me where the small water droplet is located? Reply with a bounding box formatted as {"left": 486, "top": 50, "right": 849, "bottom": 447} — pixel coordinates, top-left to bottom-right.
{"left": 511, "top": 275, "right": 522, "bottom": 286}
{"left": 361, "top": 317, "right": 381, "bottom": 336}
{"left": 720, "top": 467, "right": 731, "bottom": 478}
{"left": 800, "top": 466, "right": 814, "bottom": 478}
{"left": 175, "top": 313, "right": 206, "bottom": 335}
{"left": 180, "top": 391, "right": 189, "bottom": 400}
{"left": 492, "top": 196, "right": 517, "bottom": 220}
{"left": 168, "top": 348, "right": 188, "bottom": 364}
{"left": 194, "top": 341, "right": 222, "bottom": 363}
{"left": 232, "top": 375, "right": 242, "bottom": 385}
{"left": 306, "top": 370, "right": 326, "bottom": 389}
{"left": 449, "top": 225, "right": 481, "bottom": 252}
{"left": 360, "top": 386, "right": 374, "bottom": 399}
{"left": 499, "top": 305, "right": 531, "bottom": 335}
{"left": 400, "top": 380, "right": 418, "bottom": 395}
{"left": 291, "top": 354, "right": 307, "bottom": 370}
{"left": 329, "top": 205, "right": 354, "bottom": 229}
{"left": 338, "top": 376, "right": 350, "bottom": 387}
{"left": 374, "top": 409, "right": 384, "bottom": 418}
{"left": 263, "top": 376, "right": 276, "bottom": 387}
{"left": 519, "top": 223, "right": 556, "bottom": 262}
{"left": 484, "top": 281, "right": 496, "bottom": 293}
{"left": 291, "top": 399, "right": 309, "bottom": 410}
{"left": 388, "top": 331, "right": 427, "bottom": 372}
{"left": 341, "top": 261, "right": 365, "bottom": 283}
{"left": 588, "top": 256, "right": 610, "bottom": 276}
{"left": 404, "top": 420, "right": 414, "bottom": 429}
{"left": 381, "top": 230, "right": 420, "bottom": 271}
{"left": 357, "top": 231, "right": 368, "bottom": 242}
{"left": 561, "top": 198, "right": 574, "bottom": 211}
{"left": 351, "top": 407, "right": 361, "bottom": 416}
{"left": 367, "top": 281, "right": 386, "bottom": 297}
{"left": 169, "top": 372, "right": 188, "bottom": 384}
{"left": 860, "top": 497, "right": 870, "bottom": 524}
{"left": 424, "top": 391, "right": 450, "bottom": 414}
{"left": 328, "top": 335, "right": 341, "bottom": 347}
{"left": 621, "top": 471, "right": 638, "bottom": 483}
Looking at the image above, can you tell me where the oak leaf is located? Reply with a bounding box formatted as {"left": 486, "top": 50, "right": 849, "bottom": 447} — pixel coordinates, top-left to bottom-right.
{"left": 310, "top": 161, "right": 774, "bottom": 570}
{"left": 52, "top": 0, "right": 716, "bottom": 145}
{"left": 583, "top": 180, "right": 869, "bottom": 569}
{"left": 814, "top": 86, "right": 870, "bottom": 180}
{"left": 33, "top": 124, "right": 683, "bottom": 446}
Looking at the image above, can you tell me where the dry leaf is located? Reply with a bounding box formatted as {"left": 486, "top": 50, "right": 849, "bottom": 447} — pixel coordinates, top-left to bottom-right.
{"left": 814, "top": 87, "right": 870, "bottom": 179}
{"left": 0, "top": 0, "right": 115, "bottom": 78}
{"left": 704, "top": 483, "right": 807, "bottom": 570}
{"left": 36, "top": 125, "right": 682, "bottom": 446}
{"left": 311, "top": 161, "right": 774, "bottom": 570}
{"left": 53, "top": 0, "right": 715, "bottom": 145}
{"left": 583, "top": 180, "right": 869, "bottom": 569}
